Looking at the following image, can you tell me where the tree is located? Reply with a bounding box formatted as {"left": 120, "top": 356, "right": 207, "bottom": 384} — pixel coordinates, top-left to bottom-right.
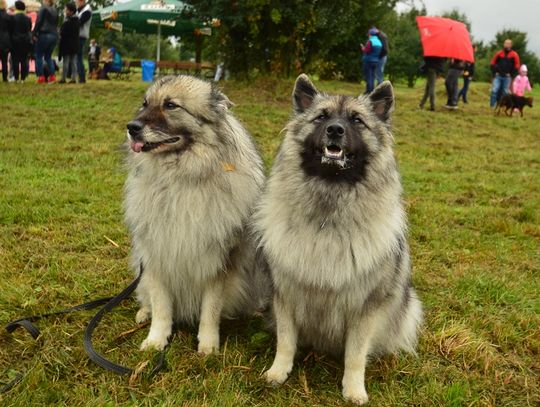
{"left": 56, "top": 0, "right": 114, "bottom": 11}
{"left": 184, "top": 0, "right": 397, "bottom": 79}
{"left": 183, "top": 0, "right": 317, "bottom": 78}
{"left": 441, "top": 9, "right": 471, "bottom": 33}
{"left": 380, "top": 6, "right": 425, "bottom": 87}
{"left": 303, "top": 0, "right": 399, "bottom": 81}
{"left": 93, "top": 29, "right": 180, "bottom": 61}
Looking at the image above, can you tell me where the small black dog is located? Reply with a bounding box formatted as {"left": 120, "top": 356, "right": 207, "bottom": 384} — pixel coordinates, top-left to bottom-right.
{"left": 496, "top": 94, "right": 534, "bottom": 117}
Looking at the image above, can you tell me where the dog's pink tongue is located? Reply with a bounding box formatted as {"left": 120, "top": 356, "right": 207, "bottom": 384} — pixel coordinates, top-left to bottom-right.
{"left": 131, "top": 141, "right": 145, "bottom": 153}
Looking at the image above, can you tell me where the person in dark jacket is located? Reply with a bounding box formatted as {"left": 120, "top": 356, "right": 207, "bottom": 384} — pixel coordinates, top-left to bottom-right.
{"left": 58, "top": 2, "right": 79, "bottom": 83}
{"left": 419, "top": 56, "right": 446, "bottom": 111}
{"left": 458, "top": 61, "right": 475, "bottom": 104}
{"left": 11, "top": 1, "right": 32, "bottom": 82}
{"left": 0, "top": 0, "right": 13, "bottom": 82}
{"left": 375, "top": 29, "right": 389, "bottom": 85}
{"left": 33, "top": 0, "right": 59, "bottom": 83}
{"left": 444, "top": 59, "right": 465, "bottom": 109}
{"left": 490, "top": 39, "right": 520, "bottom": 108}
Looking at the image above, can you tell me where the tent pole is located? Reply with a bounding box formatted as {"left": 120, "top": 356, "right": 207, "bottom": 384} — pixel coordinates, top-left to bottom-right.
{"left": 156, "top": 21, "right": 161, "bottom": 76}
{"left": 195, "top": 34, "right": 202, "bottom": 77}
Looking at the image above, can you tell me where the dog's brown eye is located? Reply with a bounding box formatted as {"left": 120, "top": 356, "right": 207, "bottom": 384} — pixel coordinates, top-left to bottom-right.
{"left": 142, "top": 100, "right": 148, "bottom": 108}
{"left": 315, "top": 114, "right": 327, "bottom": 122}
{"left": 164, "top": 101, "right": 179, "bottom": 110}
{"left": 352, "top": 117, "right": 363, "bottom": 124}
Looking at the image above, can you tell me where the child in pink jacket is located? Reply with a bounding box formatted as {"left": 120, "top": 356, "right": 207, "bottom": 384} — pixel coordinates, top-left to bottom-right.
{"left": 512, "top": 64, "right": 532, "bottom": 96}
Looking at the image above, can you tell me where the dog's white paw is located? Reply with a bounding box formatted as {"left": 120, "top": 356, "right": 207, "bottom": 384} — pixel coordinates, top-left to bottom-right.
{"left": 342, "top": 386, "right": 369, "bottom": 405}
{"left": 197, "top": 335, "right": 219, "bottom": 355}
{"left": 135, "top": 307, "right": 151, "bottom": 324}
{"left": 197, "top": 342, "right": 219, "bottom": 356}
{"left": 140, "top": 334, "right": 168, "bottom": 351}
{"left": 264, "top": 366, "right": 289, "bottom": 386}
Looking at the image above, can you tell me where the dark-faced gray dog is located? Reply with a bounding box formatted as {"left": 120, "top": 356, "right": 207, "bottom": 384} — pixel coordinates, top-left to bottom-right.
{"left": 254, "top": 75, "right": 422, "bottom": 405}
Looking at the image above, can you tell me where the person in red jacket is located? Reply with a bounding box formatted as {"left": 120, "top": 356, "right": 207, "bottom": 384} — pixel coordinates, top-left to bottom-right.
{"left": 490, "top": 39, "right": 520, "bottom": 108}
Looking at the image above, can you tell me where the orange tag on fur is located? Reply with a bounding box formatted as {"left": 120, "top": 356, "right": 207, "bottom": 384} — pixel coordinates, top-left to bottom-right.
{"left": 222, "top": 162, "right": 236, "bottom": 172}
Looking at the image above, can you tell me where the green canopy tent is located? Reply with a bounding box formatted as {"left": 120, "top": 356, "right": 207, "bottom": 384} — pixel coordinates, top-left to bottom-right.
{"left": 91, "top": 0, "right": 209, "bottom": 63}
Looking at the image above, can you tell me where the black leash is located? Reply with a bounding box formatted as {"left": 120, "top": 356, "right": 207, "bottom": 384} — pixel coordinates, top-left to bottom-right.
{"left": 4, "top": 263, "right": 169, "bottom": 383}
{"left": 82, "top": 264, "right": 143, "bottom": 375}
{"left": 5, "top": 296, "right": 114, "bottom": 339}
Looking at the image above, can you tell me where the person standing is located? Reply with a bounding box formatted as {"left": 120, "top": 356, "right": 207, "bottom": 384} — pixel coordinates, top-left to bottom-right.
{"left": 87, "top": 38, "right": 100, "bottom": 76}
{"left": 33, "top": 0, "right": 59, "bottom": 83}
{"left": 375, "top": 29, "right": 389, "bottom": 85}
{"left": 419, "top": 56, "right": 445, "bottom": 111}
{"left": 512, "top": 64, "right": 532, "bottom": 97}
{"left": 0, "top": 0, "right": 13, "bottom": 83}
{"left": 58, "top": 2, "right": 79, "bottom": 84}
{"left": 11, "top": 0, "right": 32, "bottom": 83}
{"left": 361, "top": 28, "right": 382, "bottom": 94}
{"left": 490, "top": 39, "right": 520, "bottom": 108}
{"left": 458, "top": 61, "right": 474, "bottom": 104}
{"left": 444, "top": 59, "right": 465, "bottom": 109}
{"left": 75, "top": 0, "right": 91, "bottom": 83}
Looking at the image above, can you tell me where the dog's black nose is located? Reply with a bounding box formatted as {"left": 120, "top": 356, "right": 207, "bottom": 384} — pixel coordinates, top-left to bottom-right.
{"left": 127, "top": 120, "right": 143, "bottom": 135}
{"left": 325, "top": 123, "right": 345, "bottom": 138}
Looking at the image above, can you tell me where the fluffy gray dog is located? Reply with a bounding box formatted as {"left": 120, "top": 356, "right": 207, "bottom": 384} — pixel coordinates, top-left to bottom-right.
{"left": 124, "top": 75, "right": 267, "bottom": 354}
{"left": 254, "top": 74, "right": 422, "bottom": 405}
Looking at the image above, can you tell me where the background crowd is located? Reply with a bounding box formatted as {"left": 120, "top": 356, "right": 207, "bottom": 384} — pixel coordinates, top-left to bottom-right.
{"left": 0, "top": 0, "right": 123, "bottom": 83}
{"left": 0, "top": 0, "right": 537, "bottom": 112}
{"left": 360, "top": 26, "right": 533, "bottom": 111}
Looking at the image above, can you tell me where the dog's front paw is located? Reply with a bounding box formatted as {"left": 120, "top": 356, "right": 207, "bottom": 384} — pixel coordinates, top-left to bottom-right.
{"left": 135, "top": 307, "right": 151, "bottom": 324}
{"left": 197, "top": 342, "right": 219, "bottom": 356}
{"left": 140, "top": 334, "right": 169, "bottom": 351}
{"left": 264, "top": 366, "right": 289, "bottom": 386}
{"left": 342, "top": 385, "right": 369, "bottom": 406}
{"left": 197, "top": 334, "right": 219, "bottom": 355}
{"left": 197, "top": 328, "right": 219, "bottom": 356}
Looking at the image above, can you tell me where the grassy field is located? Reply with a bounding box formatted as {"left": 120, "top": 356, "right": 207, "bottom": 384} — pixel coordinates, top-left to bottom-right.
{"left": 0, "top": 76, "right": 538, "bottom": 406}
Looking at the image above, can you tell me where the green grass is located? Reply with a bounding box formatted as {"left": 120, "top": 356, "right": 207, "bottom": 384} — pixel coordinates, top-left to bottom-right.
{"left": 1, "top": 77, "right": 539, "bottom": 406}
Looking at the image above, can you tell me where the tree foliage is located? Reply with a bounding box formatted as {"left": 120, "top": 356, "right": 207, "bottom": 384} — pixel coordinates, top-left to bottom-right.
{"left": 56, "top": 0, "right": 114, "bottom": 11}
{"left": 73, "top": 0, "right": 540, "bottom": 86}
{"left": 380, "top": 5, "right": 425, "bottom": 87}
{"left": 93, "top": 30, "right": 180, "bottom": 61}
{"left": 184, "top": 0, "right": 397, "bottom": 80}
{"left": 441, "top": 9, "right": 471, "bottom": 33}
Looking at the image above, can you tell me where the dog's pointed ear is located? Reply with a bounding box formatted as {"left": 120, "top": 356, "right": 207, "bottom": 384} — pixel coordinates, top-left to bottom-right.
{"left": 293, "top": 74, "right": 318, "bottom": 113}
{"left": 212, "top": 88, "right": 235, "bottom": 112}
{"left": 367, "top": 81, "right": 395, "bottom": 121}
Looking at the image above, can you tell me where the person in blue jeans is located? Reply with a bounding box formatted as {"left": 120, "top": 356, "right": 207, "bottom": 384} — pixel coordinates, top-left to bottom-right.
{"left": 458, "top": 61, "right": 474, "bottom": 104}
{"left": 489, "top": 39, "right": 520, "bottom": 108}
{"left": 361, "top": 28, "right": 382, "bottom": 94}
{"left": 490, "top": 75, "right": 512, "bottom": 108}
{"left": 33, "top": 0, "right": 58, "bottom": 83}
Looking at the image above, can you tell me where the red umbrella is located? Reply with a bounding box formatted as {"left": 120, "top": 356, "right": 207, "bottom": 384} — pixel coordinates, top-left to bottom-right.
{"left": 416, "top": 16, "right": 474, "bottom": 62}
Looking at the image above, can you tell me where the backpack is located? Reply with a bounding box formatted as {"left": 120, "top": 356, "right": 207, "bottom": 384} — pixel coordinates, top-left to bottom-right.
{"left": 377, "top": 32, "right": 389, "bottom": 58}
